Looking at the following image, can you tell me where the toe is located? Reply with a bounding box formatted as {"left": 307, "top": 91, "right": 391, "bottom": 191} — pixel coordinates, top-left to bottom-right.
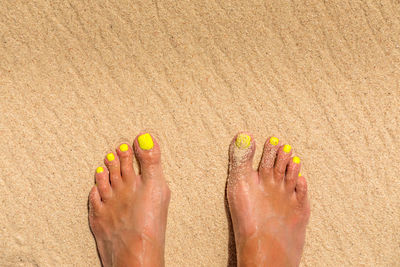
{"left": 273, "top": 144, "right": 292, "bottom": 183}
{"left": 259, "top": 136, "right": 280, "bottom": 180}
{"left": 295, "top": 175, "right": 308, "bottom": 203}
{"left": 116, "top": 143, "right": 137, "bottom": 184}
{"left": 89, "top": 185, "right": 103, "bottom": 212}
{"left": 95, "top": 167, "right": 112, "bottom": 200}
{"left": 133, "top": 133, "right": 163, "bottom": 183}
{"left": 104, "top": 152, "right": 122, "bottom": 188}
{"left": 285, "top": 156, "right": 301, "bottom": 192}
{"left": 228, "top": 132, "right": 256, "bottom": 183}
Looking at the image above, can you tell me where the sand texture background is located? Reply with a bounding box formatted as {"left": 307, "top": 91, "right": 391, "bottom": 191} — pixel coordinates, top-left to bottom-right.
{"left": 1, "top": 0, "right": 400, "bottom": 266}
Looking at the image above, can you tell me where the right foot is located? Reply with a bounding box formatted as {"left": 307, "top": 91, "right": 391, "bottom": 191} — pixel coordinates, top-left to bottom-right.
{"left": 227, "top": 133, "right": 310, "bottom": 267}
{"left": 88, "top": 133, "right": 171, "bottom": 267}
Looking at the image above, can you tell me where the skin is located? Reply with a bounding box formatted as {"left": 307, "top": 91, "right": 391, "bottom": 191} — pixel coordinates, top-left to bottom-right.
{"left": 227, "top": 133, "right": 310, "bottom": 267}
{"left": 88, "top": 132, "right": 309, "bottom": 266}
{"left": 88, "top": 134, "right": 170, "bottom": 267}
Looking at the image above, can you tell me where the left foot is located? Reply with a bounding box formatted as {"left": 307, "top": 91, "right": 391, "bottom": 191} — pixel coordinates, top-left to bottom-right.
{"left": 88, "top": 133, "right": 171, "bottom": 267}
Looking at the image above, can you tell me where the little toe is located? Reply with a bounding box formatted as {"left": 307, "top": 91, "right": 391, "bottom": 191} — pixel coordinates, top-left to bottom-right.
{"left": 133, "top": 133, "right": 163, "bottom": 183}
{"left": 295, "top": 175, "right": 308, "bottom": 204}
{"left": 273, "top": 144, "right": 292, "bottom": 183}
{"left": 116, "top": 143, "right": 137, "bottom": 184}
{"left": 285, "top": 156, "right": 301, "bottom": 192}
{"left": 104, "top": 152, "right": 122, "bottom": 188}
{"left": 89, "top": 185, "right": 102, "bottom": 213}
{"left": 228, "top": 132, "right": 256, "bottom": 184}
{"left": 259, "top": 136, "right": 280, "bottom": 181}
{"left": 95, "top": 167, "right": 112, "bottom": 201}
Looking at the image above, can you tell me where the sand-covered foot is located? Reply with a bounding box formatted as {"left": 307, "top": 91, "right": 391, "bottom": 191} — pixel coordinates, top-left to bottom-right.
{"left": 227, "top": 133, "right": 310, "bottom": 267}
{"left": 88, "top": 133, "right": 170, "bottom": 267}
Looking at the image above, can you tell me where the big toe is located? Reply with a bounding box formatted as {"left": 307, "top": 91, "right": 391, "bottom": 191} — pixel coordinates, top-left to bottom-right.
{"left": 295, "top": 175, "right": 308, "bottom": 205}
{"left": 228, "top": 132, "right": 256, "bottom": 184}
{"left": 88, "top": 185, "right": 102, "bottom": 215}
{"left": 134, "top": 133, "right": 163, "bottom": 183}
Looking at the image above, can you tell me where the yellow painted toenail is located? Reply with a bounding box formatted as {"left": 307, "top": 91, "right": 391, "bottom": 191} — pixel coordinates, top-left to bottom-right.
{"left": 107, "top": 153, "right": 115, "bottom": 161}
{"left": 293, "top": 156, "right": 300, "bottom": 164}
{"left": 298, "top": 172, "right": 302, "bottom": 176}
{"left": 138, "top": 133, "right": 154, "bottom": 150}
{"left": 120, "top": 144, "right": 129, "bottom": 152}
{"left": 283, "top": 144, "right": 292, "bottom": 153}
{"left": 235, "top": 134, "right": 251, "bottom": 149}
{"left": 96, "top": 167, "right": 104, "bottom": 173}
{"left": 269, "top": 136, "right": 279, "bottom": 146}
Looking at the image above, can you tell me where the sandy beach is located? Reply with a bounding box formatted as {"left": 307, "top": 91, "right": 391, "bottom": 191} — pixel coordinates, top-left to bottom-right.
{"left": 0, "top": 0, "right": 399, "bottom": 266}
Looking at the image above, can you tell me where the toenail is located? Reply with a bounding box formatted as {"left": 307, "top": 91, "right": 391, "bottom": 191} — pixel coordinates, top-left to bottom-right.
{"left": 235, "top": 134, "right": 251, "bottom": 149}
{"left": 107, "top": 153, "right": 115, "bottom": 161}
{"left": 120, "top": 144, "right": 129, "bottom": 152}
{"left": 298, "top": 172, "right": 302, "bottom": 177}
{"left": 283, "top": 144, "right": 292, "bottom": 153}
{"left": 293, "top": 156, "right": 300, "bottom": 164}
{"left": 138, "top": 133, "right": 154, "bottom": 150}
{"left": 96, "top": 167, "right": 104, "bottom": 173}
{"left": 269, "top": 136, "right": 279, "bottom": 146}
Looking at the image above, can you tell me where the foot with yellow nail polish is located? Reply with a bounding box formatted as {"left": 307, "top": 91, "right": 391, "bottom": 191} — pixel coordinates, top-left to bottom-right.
{"left": 88, "top": 133, "right": 170, "bottom": 267}
{"left": 227, "top": 133, "right": 310, "bottom": 266}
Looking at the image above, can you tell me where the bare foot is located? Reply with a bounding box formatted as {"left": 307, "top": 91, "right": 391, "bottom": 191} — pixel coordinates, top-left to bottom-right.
{"left": 88, "top": 133, "right": 170, "bottom": 267}
{"left": 227, "top": 133, "right": 310, "bottom": 267}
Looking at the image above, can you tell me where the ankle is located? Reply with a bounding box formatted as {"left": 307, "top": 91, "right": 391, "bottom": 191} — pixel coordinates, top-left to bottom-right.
{"left": 236, "top": 235, "right": 294, "bottom": 267}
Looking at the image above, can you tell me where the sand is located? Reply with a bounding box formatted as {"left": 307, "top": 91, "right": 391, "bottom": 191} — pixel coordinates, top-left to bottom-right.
{"left": 1, "top": 0, "right": 399, "bottom": 266}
